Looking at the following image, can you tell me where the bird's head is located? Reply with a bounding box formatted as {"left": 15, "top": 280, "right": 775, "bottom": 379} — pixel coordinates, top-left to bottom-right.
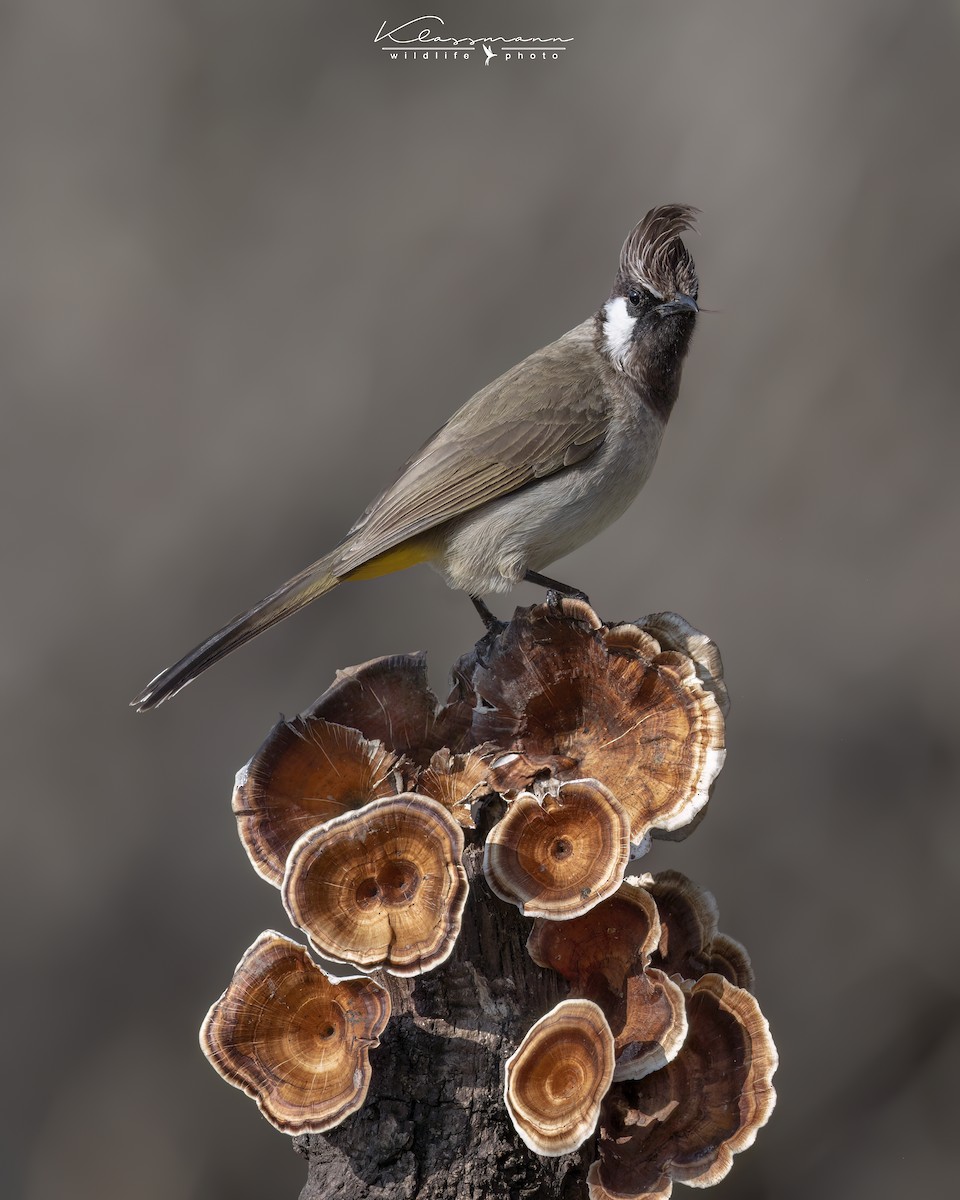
{"left": 600, "top": 204, "right": 700, "bottom": 383}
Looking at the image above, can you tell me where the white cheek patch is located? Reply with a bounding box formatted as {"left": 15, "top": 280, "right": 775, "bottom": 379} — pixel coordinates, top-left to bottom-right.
{"left": 602, "top": 296, "right": 636, "bottom": 370}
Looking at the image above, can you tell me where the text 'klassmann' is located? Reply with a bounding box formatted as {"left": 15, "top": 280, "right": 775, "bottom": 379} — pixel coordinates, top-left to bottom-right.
{"left": 374, "top": 15, "right": 573, "bottom": 63}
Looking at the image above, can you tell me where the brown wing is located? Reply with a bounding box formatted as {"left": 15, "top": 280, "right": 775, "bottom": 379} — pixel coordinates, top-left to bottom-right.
{"left": 333, "top": 323, "right": 611, "bottom": 575}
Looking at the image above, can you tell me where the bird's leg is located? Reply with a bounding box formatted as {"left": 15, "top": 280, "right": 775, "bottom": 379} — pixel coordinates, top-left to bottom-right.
{"left": 470, "top": 595, "right": 505, "bottom": 633}
{"left": 523, "top": 571, "right": 590, "bottom": 606}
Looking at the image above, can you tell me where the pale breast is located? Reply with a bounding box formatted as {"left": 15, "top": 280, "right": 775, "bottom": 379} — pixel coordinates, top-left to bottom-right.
{"left": 435, "top": 400, "right": 665, "bottom": 594}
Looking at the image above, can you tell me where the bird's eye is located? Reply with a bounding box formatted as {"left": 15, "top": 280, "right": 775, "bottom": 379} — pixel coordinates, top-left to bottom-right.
{"left": 627, "top": 288, "right": 644, "bottom": 308}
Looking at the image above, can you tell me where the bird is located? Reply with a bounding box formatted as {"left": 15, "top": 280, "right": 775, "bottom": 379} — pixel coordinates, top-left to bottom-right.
{"left": 132, "top": 204, "right": 700, "bottom": 712}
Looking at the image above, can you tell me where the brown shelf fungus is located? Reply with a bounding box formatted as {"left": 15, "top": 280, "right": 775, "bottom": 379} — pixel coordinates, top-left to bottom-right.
{"left": 527, "top": 881, "right": 686, "bottom": 1082}
{"left": 282, "top": 793, "right": 469, "bottom": 976}
{"left": 703, "top": 932, "right": 755, "bottom": 992}
{"left": 504, "top": 998, "right": 616, "bottom": 1157}
{"left": 455, "top": 600, "right": 726, "bottom": 844}
{"left": 483, "top": 779, "right": 630, "bottom": 919}
{"left": 631, "top": 612, "right": 729, "bottom": 718}
{"left": 188, "top": 602, "right": 776, "bottom": 1197}
{"left": 527, "top": 878, "right": 661, "bottom": 996}
{"left": 412, "top": 744, "right": 500, "bottom": 829}
{"left": 641, "top": 870, "right": 755, "bottom": 991}
{"left": 200, "top": 931, "right": 390, "bottom": 1135}
{"left": 607, "top": 970, "right": 688, "bottom": 1083}
{"left": 233, "top": 716, "right": 402, "bottom": 886}
{"left": 303, "top": 651, "right": 471, "bottom": 763}
{"left": 586, "top": 974, "right": 778, "bottom": 1200}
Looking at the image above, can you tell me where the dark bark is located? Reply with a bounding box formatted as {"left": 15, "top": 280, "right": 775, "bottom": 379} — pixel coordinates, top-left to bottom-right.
{"left": 295, "top": 834, "right": 590, "bottom": 1200}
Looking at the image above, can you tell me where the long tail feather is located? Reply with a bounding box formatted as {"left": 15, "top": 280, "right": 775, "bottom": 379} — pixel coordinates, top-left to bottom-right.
{"left": 131, "top": 555, "right": 341, "bottom": 711}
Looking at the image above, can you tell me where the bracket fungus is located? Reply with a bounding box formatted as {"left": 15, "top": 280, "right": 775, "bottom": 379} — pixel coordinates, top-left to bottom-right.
{"left": 631, "top": 612, "right": 729, "bottom": 718}
{"left": 607, "top": 970, "right": 688, "bottom": 1083}
{"left": 192, "top": 602, "right": 774, "bottom": 1199}
{"left": 282, "top": 793, "right": 469, "bottom": 976}
{"left": 233, "top": 716, "right": 402, "bottom": 886}
{"left": 303, "top": 651, "right": 470, "bottom": 763}
{"left": 586, "top": 974, "right": 778, "bottom": 1200}
{"left": 642, "top": 869, "right": 755, "bottom": 991}
{"left": 412, "top": 744, "right": 500, "bottom": 829}
{"left": 527, "top": 880, "right": 686, "bottom": 1082}
{"left": 200, "top": 931, "right": 390, "bottom": 1135}
{"left": 455, "top": 600, "right": 726, "bottom": 844}
{"left": 702, "top": 932, "right": 755, "bottom": 991}
{"left": 483, "top": 778, "right": 630, "bottom": 919}
{"left": 505, "top": 998, "right": 616, "bottom": 1157}
{"left": 527, "top": 879, "right": 662, "bottom": 996}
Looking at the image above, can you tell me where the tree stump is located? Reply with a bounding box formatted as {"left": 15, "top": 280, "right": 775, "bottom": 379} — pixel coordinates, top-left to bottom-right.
{"left": 199, "top": 603, "right": 776, "bottom": 1200}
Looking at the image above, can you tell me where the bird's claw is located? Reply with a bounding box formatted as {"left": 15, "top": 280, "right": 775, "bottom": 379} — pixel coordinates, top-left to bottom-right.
{"left": 546, "top": 587, "right": 590, "bottom": 611}
{"left": 471, "top": 595, "right": 506, "bottom": 635}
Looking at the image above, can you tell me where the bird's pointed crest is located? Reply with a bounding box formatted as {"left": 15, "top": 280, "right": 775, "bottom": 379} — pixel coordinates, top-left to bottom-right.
{"left": 619, "top": 204, "right": 699, "bottom": 300}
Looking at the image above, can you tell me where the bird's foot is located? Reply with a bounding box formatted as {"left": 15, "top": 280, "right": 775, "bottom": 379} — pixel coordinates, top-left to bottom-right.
{"left": 523, "top": 570, "right": 590, "bottom": 606}
{"left": 545, "top": 587, "right": 590, "bottom": 612}
{"left": 470, "top": 595, "right": 506, "bottom": 635}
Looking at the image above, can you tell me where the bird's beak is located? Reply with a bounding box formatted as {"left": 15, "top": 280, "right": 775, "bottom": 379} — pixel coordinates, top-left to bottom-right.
{"left": 657, "top": 293, "right": 699, "bottom": 316}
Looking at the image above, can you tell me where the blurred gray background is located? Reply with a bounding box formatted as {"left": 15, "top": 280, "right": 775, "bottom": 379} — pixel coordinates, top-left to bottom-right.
{"left": 4, "top": 1, "right": 959, "bottom": 1197}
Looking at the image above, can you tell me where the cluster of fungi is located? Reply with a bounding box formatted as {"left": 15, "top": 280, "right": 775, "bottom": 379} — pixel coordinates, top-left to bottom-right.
{"left": 202, "top": 600, "right": 777, "bottom": 1198}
